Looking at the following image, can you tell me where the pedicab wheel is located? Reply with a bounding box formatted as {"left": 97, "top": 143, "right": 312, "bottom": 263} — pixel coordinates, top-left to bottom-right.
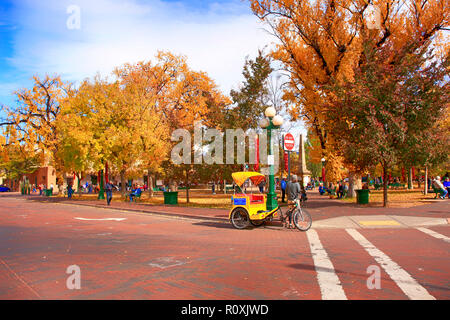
{"left": 250, "top": 219, "right": 265, "bottom": 227}
{"left": 292, "top": 207, "right": 312, "bottom": 231}
{"left": 230, "top": 208, "right": 250, "bottom": 229}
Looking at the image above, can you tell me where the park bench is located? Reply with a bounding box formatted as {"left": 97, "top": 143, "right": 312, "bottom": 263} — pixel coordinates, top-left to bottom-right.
{"left": 134, "top": 192, "right": 142, "bottom": 202}
{"left": 341, "top": 188, "right": 348, "bottom": 198}
{"left": 129, "top": 189, "right": 142, "bottom": 202}
{"left": 327, "top": 187, "right": 337, "bottom": 197}
{"left": 225, "top": 184, "right": 234, "bottom": 192}
{"left": 389, "top": 183, "right": 405, "bottom": 189}
{"left": 431, "top": 185, "right": 445, "bottom": 199}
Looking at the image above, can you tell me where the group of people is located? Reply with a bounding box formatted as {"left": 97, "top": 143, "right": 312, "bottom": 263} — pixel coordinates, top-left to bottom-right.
{"left": 104, "top": 182, "right": 143, "bottom": 205}
{"left": 37, "top": 184, "right": 53, "bottom": 195}
{"left": 318, "top": 181, "right": 349, "bottom": 198}
{"left": 432, "top": 176, "right": 449, "bottom": 199}
{"left": 64, "top": 180, "right": 144, "bottom": 205}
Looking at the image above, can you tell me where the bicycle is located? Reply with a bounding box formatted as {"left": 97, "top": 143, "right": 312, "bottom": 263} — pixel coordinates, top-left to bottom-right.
{"left": 277, "top": 197, "right": 312, "bottom": 231}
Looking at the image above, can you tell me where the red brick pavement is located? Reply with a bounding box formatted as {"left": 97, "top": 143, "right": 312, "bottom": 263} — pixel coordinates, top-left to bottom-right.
{"left": 0, "top": 197, "right": 448, "bottom": 300}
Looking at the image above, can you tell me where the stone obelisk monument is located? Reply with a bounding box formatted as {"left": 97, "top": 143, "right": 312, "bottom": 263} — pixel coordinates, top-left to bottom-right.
{"left": 298, "top": 134, "right": 311, "bottom": 187}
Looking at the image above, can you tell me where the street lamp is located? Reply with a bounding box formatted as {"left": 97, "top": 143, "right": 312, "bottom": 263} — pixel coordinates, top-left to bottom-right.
{"left": 260, "top": 107, "right": 284, "bottom": 211}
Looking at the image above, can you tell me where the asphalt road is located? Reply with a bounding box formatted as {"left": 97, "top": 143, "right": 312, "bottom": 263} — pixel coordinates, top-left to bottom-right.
{"left": 0, "top": 196, "right": 449, "bottom": 300}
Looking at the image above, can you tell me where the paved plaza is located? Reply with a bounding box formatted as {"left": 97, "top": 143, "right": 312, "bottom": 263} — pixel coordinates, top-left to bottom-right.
{"left": 0, "top": 193, "right": 448, "bottom": 300}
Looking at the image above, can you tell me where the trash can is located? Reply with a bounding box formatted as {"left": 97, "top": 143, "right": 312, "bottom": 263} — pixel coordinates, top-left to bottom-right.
{"left": 164, "top": 191, "right": 178, "bottom": 205}
{"left": 45, "top": 188, "right": 53, "bottom": 197}
{"left": 356, "top": 189, "right": 369, "bottom": 204}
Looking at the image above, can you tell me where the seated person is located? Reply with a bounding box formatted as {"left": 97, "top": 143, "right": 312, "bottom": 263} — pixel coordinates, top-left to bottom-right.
{"left": 443, "top": 177, "right": 450, "bottom": 198}
{"left": 318, "top": 184, "right": 325, "bottom": 195}
{"left": 433, "top": 176, "right": 448, "bottom": 199}
{"left": 326, "top": 183, "right": 335, "bottom": 195}
{"left": 129, "top": 186, "right": 142, "bottom": 202}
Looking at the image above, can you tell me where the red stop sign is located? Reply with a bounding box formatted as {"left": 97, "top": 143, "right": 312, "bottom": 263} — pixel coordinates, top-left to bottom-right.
{"left": 284, "top": 133, "right": 295, "bottom": 151}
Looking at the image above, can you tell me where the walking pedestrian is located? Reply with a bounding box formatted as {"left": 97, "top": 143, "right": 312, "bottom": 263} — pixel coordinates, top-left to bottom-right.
{"left": 67, "top": 183, "right": 73, "bottom": 199}
{"left": 105, "top": 181, "right": 113, "bottom": 205}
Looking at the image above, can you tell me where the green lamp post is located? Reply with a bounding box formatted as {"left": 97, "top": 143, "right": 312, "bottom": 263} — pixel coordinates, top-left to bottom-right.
{"left": 98, "top": 169, "right": 105, "bottom": 200}
{"left": 259, "top": 107, "right": 284, "bottom": 211}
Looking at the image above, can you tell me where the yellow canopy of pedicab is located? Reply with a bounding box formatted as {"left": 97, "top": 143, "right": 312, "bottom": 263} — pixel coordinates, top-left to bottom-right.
{"left": 231, "top": 172, "right": 265, "bottom": 188}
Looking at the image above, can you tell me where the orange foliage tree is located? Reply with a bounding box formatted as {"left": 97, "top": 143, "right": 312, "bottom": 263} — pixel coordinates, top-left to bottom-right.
{"left": 250, "top": 0, "right": 449, "bottom": 194}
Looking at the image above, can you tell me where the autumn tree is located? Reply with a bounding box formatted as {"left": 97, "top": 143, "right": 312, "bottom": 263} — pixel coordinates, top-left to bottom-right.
{"left": 250, "top": 0, "right": 449, "bottom": 194}
{"left": 225, "top": 50, "right": 274, "bottom": 130}
{"left": 59, "top": 75, "right": 169, "bottom": 196}
{"left": 59, "top": 51, "right": 230, "bottom": 198}
{"left": 328, "top": 42, "right": 449, "bottom": 206}
{"left": 0, "top": 75, "right": 71, "bottom": 189}
{"left": 0, "top": 127, "right": 41, "bottom": 181}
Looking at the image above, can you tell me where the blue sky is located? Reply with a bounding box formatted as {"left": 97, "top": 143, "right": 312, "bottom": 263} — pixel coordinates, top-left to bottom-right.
{"left": 0, "top": 0, "right": 276, "bottom": 108}
{"left": 0, "top": 0, "right": 307, "bottom": 140}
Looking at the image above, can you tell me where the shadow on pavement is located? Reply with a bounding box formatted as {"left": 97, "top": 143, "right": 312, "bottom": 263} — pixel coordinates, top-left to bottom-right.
{"left": 192, "top": 221, "right": 237, "bottom": 230}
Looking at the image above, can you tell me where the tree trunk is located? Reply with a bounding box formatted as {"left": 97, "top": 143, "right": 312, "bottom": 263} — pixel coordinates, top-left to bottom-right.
{"left": 424, "top": 167, "right": 428, "bottom": 195}
{"left": 120, "top": 169, "right": 127, "bottom": 197}
{"left": 348, "top": 173, "right": 355, "bottom": 198}
{"left": 77, "top": 172, "right": 82, "bottom": 197}
{"left": 408, "top": 167, "right": 413, "bottom": 189}
{"left": 383, "top": 163, "right": 388, "bottom": 207}
{"left": 185, "top": 169, "right": 190, "bottom": 203}
{"left": 148, "top": 175, "right": 154, "bottom": 198}
{"left": 348, "top": 172, "right": 362, "bottom": 198}
{"left": 417, "top": 169, "right": 421, "bottom": 189}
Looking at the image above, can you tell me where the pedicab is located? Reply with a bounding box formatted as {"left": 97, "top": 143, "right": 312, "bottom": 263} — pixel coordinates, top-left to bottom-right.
{"left": 229, "top": 171, "right": 312, "bottom": 231}
{"left": 229, "top": 172, "right": 281, "bottom": 229}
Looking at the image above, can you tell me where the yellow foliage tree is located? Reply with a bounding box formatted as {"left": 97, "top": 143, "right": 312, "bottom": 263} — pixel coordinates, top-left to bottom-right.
{"left": 0, "top": 75, "right": 71, "bottom": 186}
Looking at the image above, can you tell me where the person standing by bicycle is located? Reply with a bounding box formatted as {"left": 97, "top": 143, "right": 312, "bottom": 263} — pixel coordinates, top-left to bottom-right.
{"left": 280, "top": 178, "right": 287, "bottom": 203}
{"left": 286, "top": 175, "right": 301, "bottom": 229}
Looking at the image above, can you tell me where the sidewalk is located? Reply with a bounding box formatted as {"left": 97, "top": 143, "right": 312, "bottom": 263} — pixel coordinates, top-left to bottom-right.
{"left": 19, "top": 191, "right": 450, "bottom": 228}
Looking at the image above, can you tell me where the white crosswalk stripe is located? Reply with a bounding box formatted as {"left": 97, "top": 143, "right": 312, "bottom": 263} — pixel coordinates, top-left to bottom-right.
{"left": 346, "top": 228, "right": 436, "bottom": 300}
{"left": 306, "top": 229, "right": 347, "bottom": 300}
{"left": 416, "top": 227, "right": 450, "bottom": 243}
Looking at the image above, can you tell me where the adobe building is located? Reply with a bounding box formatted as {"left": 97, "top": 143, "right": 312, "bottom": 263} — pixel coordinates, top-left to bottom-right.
{"left": 5, "top": 166, "right": 57, "bottom": 192}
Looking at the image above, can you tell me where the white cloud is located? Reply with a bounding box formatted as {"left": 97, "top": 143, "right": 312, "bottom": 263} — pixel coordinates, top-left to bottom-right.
{"left": 7, "top": 0, "right": 277, "bottom": 93}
